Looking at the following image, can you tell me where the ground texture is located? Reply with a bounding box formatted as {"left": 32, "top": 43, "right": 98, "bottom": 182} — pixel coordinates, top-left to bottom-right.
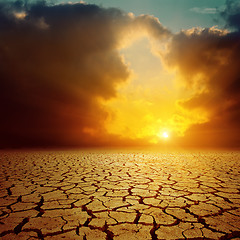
{"left": 0, "top": 150, "right": 240, "bottom": 239}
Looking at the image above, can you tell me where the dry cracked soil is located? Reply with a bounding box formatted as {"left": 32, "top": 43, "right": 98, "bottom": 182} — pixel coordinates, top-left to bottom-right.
{"left": 0, "top": 149, "right": 240, "bottom": 239}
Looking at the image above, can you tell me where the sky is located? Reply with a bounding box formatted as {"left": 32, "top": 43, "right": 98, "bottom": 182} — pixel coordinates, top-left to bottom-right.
{"left": 79, "top": 0, "right": 227, "bottom": 32}
{"left": 0, "top": 0, "right": 240, "bottom": 148}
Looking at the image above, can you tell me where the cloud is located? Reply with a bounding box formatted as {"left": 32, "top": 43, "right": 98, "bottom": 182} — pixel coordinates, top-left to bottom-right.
{"left": 190, "top": 7, "right": 217, "bottom": 15}
{"left": 221, "top": 0, "right": 240, "bottom": 31}
{"left": 162, "top": 1, "right": 240, "bottom": 147}
{"left": 0, "top": 1, "right": 128, "bottom": 147}
{"left": 0, "top": 1, "right": 169, "bottom": 148}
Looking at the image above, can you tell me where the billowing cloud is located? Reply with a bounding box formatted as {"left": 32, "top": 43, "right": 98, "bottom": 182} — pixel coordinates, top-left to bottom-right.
{"left": 162, "top": 1, "right": 240, "bottom": 147}
{"left": 0, "top": 1, "right": 169, "bottom": 148}
{"left": 221, "top": 0, "right": 240, "bottom": 31}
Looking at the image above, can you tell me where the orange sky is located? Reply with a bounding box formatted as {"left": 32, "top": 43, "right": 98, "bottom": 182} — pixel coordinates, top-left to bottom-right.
{"left": 0, "top": 1, "right": 240, "bottom": 149}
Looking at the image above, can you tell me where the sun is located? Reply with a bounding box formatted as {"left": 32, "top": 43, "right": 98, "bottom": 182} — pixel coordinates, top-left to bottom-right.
{"left": 162, "top": 131, "right": 169, "bottom": 138}
{"left": 157, "top": 130, "right": 170, "bottom": 140}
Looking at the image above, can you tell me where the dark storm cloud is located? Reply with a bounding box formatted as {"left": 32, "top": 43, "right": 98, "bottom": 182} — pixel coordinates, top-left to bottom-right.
{"left": 222, "top": 0, "right": 240, "bottom": 31}
{"left": 164, "top": 0, "right": 240, "bottom": 147}
{"left": 0, "top": 1, "right": 169, "bottom": 148}
{"left": 0, "top": 1, "right": 130, "bottom": 147}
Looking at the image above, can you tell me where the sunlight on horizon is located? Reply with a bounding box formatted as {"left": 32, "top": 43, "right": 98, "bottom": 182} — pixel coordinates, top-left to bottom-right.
{"left": 102, "top": 35, "right": 209, "bottom": 145}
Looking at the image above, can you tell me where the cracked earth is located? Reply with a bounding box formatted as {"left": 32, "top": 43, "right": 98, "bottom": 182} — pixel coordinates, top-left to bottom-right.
{"left": 0, "top": 150, "right": 240, "bottom": 239}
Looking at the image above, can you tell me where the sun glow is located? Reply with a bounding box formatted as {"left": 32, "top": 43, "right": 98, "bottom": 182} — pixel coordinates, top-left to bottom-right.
{"left": 102, "top": 36, "right": 210, "bottom": 145}
{"left": 162, "top": 131, "right": 169, "bottom": 138}
{"left": 157, "top": 130, "right": 170, "bottom": 140}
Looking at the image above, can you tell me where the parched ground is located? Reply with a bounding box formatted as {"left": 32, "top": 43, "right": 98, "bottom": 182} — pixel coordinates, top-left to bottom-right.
{"left": 0, "top": 149, "right": 240, "bottom": 239}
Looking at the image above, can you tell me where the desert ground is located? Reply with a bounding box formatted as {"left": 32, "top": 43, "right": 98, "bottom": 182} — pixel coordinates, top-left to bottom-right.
{"left": 0, "top": 149, "right": 240, "bottom": 239}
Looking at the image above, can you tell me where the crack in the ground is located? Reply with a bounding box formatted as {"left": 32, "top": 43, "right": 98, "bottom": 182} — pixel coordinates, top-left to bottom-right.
{"left": 14, "top": 217, "right": 29, "bottom": 234}
{"left": 150, "top": 217, "right": 160, "bottom": 240}
{"left": 34, "top": 196, "right": 45, "bottom": 217}
{"left": 219, "top": 231, "right": 240, "bottom": 239}
{"left": 6, "top": 184, "right": 14, "bottom": 196}
{"left": 133, "top": 210, "right": 142, "bottom": 224}
{"left": 103, "top": 221, "right": 114, "bottom": 240}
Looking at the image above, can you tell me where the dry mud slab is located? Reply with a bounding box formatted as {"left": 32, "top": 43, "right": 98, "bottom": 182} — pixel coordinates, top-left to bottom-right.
{"left": 0, "top": 149, "right": 240, "bottom": 239}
